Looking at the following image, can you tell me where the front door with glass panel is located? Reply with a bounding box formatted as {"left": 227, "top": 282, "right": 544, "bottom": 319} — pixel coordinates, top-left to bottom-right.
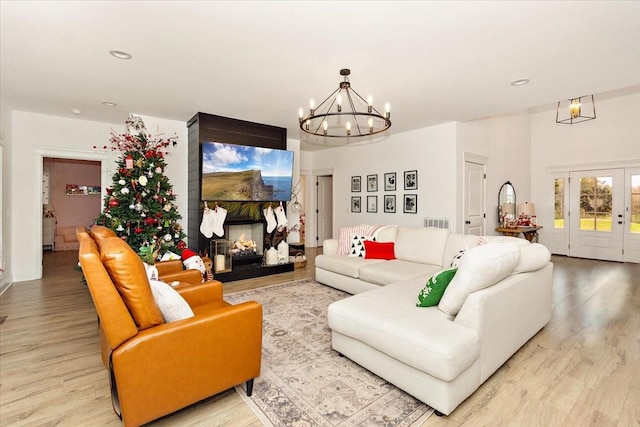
{"left": 568, "top": 169, "right": 624, "bottom": 262}
{"left": 624, "top": 168, "right": 640, "bottom": 263}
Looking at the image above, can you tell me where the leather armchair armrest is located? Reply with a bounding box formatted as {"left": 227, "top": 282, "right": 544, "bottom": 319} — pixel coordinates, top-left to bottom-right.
{"left": 155, "top": 259, "right": 184, "bottom": 276}
{"left": 174, "top": 280, "right": 223, "bottom": 307}
{"left": 112, "top": 301, "right": 263, "bottom": 426}
{"left": 160, "top": 269, "right": 203, "bottom": 285}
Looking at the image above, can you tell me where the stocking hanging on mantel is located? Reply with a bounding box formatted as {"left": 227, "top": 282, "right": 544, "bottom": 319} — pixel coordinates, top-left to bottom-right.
{"left": 275, "top": 201, "right": 288, "bottom": 231}
{"left": 211, "top": 205, "right": 227, "bottom": 238}
{"left": 264, "top": 205, "right": 277, "bottom": 233}
{"left": 200, "top": 202, "right": 215, "bottom": 238}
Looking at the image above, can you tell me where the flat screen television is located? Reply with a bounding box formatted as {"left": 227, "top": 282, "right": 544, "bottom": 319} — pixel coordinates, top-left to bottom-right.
{"left": 201, "top": 141, "right": 294, "bottom": 202}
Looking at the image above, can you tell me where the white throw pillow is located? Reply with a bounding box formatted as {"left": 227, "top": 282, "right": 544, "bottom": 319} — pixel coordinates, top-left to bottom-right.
{"left": 438, "top": 243, "right": 520, "bottom": 316}
{"left": 513, "top": 243, "right": 551, "bottom": 273}
{"left": 348, "top": 235, "right": 376, "bottom": 257}
{"left": 148, "top": 279, "right": 194, "bottom": 322}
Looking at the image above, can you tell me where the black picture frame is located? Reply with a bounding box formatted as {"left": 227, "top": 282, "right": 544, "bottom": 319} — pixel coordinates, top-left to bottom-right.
{"left": 384, "top": 195, "right": 396, "bottom": 213}
{"left": 367, "top": 195, "right": 378, "bottom": 213}
{"left": 404, "top": 170, "right": 418, "bottom": 190}
{"left": 403, "top": 194, "right": 418, "bottom": 214}
{"left": 367, "top": 174, "right": 378, "bottom": 192}
{"left": 351, "top": 196, "right": 361, "bottom": 213}
{"left": 384, "top": 172, "right": 396, "bottom": 191}
{"left": 351, "top": 176, "right": 361, "bottom": 192}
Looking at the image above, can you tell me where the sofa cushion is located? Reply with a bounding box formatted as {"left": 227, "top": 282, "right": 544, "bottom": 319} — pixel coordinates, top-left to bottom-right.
{"left": 394, "top": 226, "right": 450, "bottom": 265}
{"left": 443, "top": 234, "right": 488, "bottom": 268}
{"left": 315, "top": 254, "right": 385, "bottom": 278}
{"left": 513, "top": 243, "right": 551, "bottom": 273}
{"left": 359, "top": 260, "right": 440, "bottom": 286}
{"left": 439, "top": 243, "right": 520, "bottom": 316}
{"left": 100, "top": 236, "right": 165, "bottom": 330}
{"left": 417, "top": 268, "right": 458, "bottom": 307}
{"left": 364, "top": 241, "right": 396, "bottom": 260}
{"left": 328, "top": 279, "right": 480, "bottom": 382}
{"left": 149, "top": 280, "right": 194, "bottom": 322}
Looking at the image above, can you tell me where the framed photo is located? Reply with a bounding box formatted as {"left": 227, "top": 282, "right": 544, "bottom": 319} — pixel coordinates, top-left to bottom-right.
{"left": 384, "top": 172, "right": 396, "bottom": 191}
{"left": 367, "top": 195, "right": 378, "bottom": 213}
{"left": 351, "top": 176, "right": 361, "bottom": 192}
{"left": 403, "top": 194, "right": 418, "bottom": 214}
{"left": 404, "top": 170, "right": 418, "bottom": 190}
{"left": 351, "top": 196, "right": 362, "bottom": 213}
{"left": 367, "top": 174, "right": 378, "bottom": 192}
{"left": 384, "top": 195, "right": 396, "bottom": 213}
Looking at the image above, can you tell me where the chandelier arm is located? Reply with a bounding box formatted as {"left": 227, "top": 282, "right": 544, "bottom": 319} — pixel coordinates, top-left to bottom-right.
{"left": 344, "top": 89, "right": 364, "bottom": 135}
{"left": 314, "top": 87, "right": 341, "bottom": 112}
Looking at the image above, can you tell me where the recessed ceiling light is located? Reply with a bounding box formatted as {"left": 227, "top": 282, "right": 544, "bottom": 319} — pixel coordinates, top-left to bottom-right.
{"left": 72, "top": 109, "right": 82, "bottom": 115}
{"left": 109, "top": 50, "right": 132, "bottom": 60}
{"left": 510, "top": 78, "right": 530, "bottom": 86}
{"left": 102, "top": 101, "right": 117, "bottom": 107}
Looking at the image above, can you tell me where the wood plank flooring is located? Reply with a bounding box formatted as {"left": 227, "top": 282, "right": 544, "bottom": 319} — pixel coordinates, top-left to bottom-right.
{"left": 1, "top": 250, "right": 638, "bottom": 426}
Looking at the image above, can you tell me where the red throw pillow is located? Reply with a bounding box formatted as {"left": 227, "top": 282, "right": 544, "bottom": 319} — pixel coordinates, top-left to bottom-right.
{"left": 364, "top": 241, "right": 396, "bottom": 260}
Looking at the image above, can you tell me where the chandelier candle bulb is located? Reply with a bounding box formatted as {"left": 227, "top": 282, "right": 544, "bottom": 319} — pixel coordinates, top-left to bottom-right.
{"left": 367, "top": 95, "right": 373, "bottom": 113}
{"left": 336, "top": 94, "right": 343, "bottom": 112}
{"left": 385, "top": 102, "right": 391, "bottom": 119}
{"left": 309, "top": 99, "right": 315, "bottom": 115}
{"left": 298, "top": 107, "right": 304, "bottom": 123}
{"left": 323, "top": 121, "right": 328, "bottom": 135}
{"left": 368, "top": 118, "right": 374, "bottom": 133}
{"left": 346, "top": 121, "right": 351, "bottom": 136}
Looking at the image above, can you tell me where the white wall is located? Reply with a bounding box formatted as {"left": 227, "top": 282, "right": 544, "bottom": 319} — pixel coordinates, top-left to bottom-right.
{"left": 530, "top": 91, "right": 640, "bottom": 245}
{"left": 307, "top": 123, "right": 458, "bottom": 240}
{"left": 8, "top": 111, "right": 188, "bottom": 282}
{"left": 457, "top": 114, "right": 531, "bottom": 231}
{"left": 0, "top": 99, "right": 11, "bottom": 291}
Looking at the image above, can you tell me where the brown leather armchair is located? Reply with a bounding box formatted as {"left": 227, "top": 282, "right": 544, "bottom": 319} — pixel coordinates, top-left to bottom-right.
{"left": 89, "top": 225, "right": 203, "bottom": 285}
{"left": 77, "top": 228, "right": 262, "bottom": 426}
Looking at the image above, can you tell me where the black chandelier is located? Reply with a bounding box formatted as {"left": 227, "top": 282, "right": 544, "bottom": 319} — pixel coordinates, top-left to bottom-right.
{"left": 298, "top": 69, "right": 391, "bottom": 138}
{"left": 556, "top": 94, "right": 596, "bottom": 124}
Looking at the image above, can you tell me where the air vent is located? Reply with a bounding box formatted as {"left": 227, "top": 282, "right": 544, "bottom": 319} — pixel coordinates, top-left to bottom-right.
{"left": 424, "top": 217, "right": 449, "bottom": 229}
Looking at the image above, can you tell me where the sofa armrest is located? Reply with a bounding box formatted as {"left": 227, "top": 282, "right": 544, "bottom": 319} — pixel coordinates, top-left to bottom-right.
{"left": 160, "top": 269, "right": 203, "bottom": 285}
{"left": 323, "top": 239, "right": 339, "bottom": 255}
{"left": 454, "top": 263, "right": 553, "bottom": 382}
{"left": 112, "top": 301, "right": 262, "bottom": 426}
{"left": 155, "top": 259, "right": 183, "bottom": 276}
{"left": 174, "top": 280, "right": 223, "bottom": 307}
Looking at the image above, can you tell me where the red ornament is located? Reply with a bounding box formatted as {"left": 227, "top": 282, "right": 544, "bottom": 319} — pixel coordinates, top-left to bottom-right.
{"left": 134, "top": 227, "right": 144, "bottom": 234}
{"left": 108, "top": 198, "right": 119, "bottom": 207}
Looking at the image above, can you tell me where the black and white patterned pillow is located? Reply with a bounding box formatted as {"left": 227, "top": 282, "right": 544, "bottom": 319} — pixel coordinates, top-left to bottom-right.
{"left": 348, "top": 235, "right": 376, "bottom": 257}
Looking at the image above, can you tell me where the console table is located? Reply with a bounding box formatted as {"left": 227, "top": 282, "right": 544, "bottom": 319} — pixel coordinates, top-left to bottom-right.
{"left": 495, "top": 226, "right": 542, "bottom": 242}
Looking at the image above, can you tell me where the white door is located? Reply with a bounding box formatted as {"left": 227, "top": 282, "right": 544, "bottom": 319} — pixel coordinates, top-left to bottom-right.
{"left": 569, "top": 169, "right": 625, "bottom": 261}
{"left": 316, "top": 175, "right": 333, "bottom": 247}
{"left": 624, "top": 168, "right": 640, "bottom": 263}
{"left": 548, "top": 172, "right": 570, "bottom": 255}
{"left": 464, "top": 161, "right": 485, "bottom": 235}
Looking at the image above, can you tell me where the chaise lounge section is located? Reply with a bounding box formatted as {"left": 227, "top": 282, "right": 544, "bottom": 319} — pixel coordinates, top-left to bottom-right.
{"left": 319, "top": 225, "right": 553, "bottom": 415}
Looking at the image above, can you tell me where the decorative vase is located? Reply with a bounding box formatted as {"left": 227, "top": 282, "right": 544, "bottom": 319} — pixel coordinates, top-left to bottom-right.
{"left": 277, "top": 240, "right": 289, "bottom": 264}
{"left": 265, "top": 247, "right": 278, "bottom": 266}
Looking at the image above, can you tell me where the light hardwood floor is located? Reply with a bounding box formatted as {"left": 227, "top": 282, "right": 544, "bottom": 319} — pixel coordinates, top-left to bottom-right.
{"left": 1, "top": 250, "right": 638, "bottom": 426}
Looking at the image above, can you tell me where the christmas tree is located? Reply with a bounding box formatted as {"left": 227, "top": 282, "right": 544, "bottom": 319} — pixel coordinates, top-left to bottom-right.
{"left": 95, "top": 115, "right": 186, "bottom": 262}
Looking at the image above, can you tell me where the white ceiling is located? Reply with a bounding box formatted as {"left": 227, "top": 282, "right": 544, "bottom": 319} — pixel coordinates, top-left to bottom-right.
{"left": 2, "top": 1, "right": 639, "bottom": 151}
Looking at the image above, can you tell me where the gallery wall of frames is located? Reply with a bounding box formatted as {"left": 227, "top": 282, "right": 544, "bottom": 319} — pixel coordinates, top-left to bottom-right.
{"left": 350, "top": 170, "right": 418, "bottom": 215}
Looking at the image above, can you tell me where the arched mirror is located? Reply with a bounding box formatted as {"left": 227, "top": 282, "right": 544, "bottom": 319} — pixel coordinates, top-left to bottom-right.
{"left": 498, "top": 181, "right": 516, "bottom": 226}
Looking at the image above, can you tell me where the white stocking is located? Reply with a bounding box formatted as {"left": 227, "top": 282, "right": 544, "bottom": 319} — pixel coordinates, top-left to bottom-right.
{"left": 211, "top": 206, "right": 227, "bottom": 238}
{"left": 275, "top": 203, "right": 288, "bottom": 230}
{"left": 200, "top": 205, "right": 214, "bottom": 238}
{"left": 264, "top": 206, "right": 277, "bottom": 233}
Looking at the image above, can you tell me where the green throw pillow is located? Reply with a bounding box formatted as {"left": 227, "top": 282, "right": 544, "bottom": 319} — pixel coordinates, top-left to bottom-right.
{"left": 416, "top": 268, "right": 458, "bottom": 307}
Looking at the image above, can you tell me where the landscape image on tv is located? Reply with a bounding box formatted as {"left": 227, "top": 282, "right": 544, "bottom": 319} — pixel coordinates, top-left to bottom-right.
{"left": 201, "top": 141, "right": 294, "bottom": 201}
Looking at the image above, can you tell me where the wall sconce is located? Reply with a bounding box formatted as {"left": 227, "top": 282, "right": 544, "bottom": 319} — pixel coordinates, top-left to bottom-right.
{"left": 556, "top": 94, "right": 596, "bottom": 124}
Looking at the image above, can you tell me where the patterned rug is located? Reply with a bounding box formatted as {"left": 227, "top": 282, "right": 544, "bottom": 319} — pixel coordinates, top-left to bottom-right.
{"left": 226, "top": 279, "right": 433, "bottom": 426}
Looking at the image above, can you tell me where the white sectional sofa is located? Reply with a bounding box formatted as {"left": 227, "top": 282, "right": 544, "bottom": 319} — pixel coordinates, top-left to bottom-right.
{"left": 318, "top": 225, "right": 553, "bottom": 416}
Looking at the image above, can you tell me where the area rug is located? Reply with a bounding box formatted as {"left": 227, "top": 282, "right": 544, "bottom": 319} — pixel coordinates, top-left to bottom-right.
{"left": 226, "top": 279, "right": 433, "bottom": 426}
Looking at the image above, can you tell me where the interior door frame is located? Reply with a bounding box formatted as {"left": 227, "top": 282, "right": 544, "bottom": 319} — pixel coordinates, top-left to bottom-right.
{"left": 462, "top": 153, "right": 487, "bottom": 235}
{"left": 310, "top": 167, "right": 334, "bottom": 248}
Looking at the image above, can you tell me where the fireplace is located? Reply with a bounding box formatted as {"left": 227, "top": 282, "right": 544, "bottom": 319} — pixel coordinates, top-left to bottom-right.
{"left": 207, "top": 218, "right": 293, "bottom": 282}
